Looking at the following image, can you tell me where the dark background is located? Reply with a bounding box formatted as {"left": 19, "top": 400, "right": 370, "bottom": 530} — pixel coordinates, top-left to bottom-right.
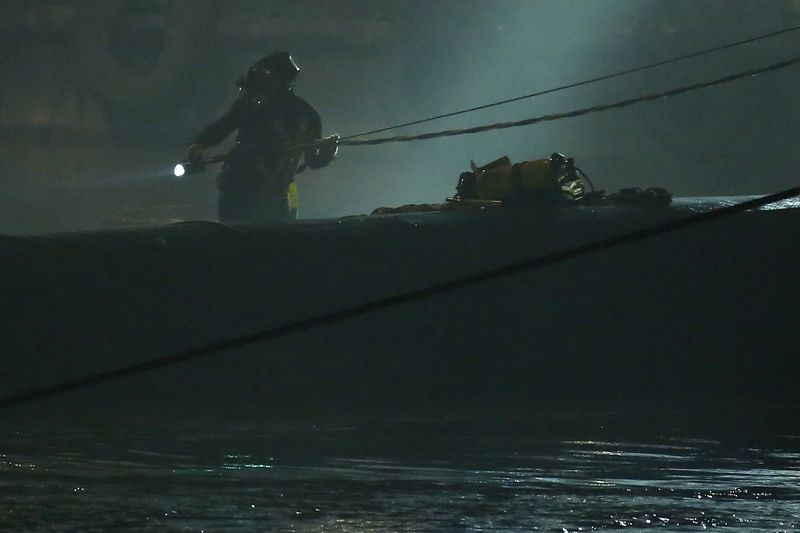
{"left": 1, "top": 0, "right": 798, "bottom": 234}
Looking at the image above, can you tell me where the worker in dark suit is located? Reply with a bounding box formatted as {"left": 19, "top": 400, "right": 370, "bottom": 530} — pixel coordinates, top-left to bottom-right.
{"left": 187, "top": 52, "right": 338, "bottom": 223}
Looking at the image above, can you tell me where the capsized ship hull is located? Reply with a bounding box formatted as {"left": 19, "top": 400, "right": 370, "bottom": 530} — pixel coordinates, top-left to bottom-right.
{"left": 2, "top": 197, "right": 799, "bottom": 420}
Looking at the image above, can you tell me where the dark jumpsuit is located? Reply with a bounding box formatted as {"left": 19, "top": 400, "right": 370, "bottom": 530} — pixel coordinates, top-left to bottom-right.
{"left": 192, "top": 91, "right": 327, "bottom": 223}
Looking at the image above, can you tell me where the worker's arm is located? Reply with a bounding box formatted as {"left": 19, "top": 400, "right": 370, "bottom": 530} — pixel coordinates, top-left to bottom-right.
{"left": 303, "top": 107, "right": 338, "bottom": 169}
{"left": 186, "top": 96, "right": 246, "bottom": 162}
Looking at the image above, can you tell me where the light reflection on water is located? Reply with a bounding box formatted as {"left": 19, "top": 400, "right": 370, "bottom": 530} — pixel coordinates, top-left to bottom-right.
{"left": 0, "top": 419, "right": 798, "bottom": 532}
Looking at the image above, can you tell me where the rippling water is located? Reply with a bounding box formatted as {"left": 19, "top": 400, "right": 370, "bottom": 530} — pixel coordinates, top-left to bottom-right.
{"left": 2, "top": 415, "right": 799, "bottom": 531}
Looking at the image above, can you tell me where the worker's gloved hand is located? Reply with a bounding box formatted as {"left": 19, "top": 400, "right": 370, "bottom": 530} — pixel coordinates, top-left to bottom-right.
{"left": 186, "top": 143, "right": 205, "bottom": 164}
{"left": 315, "top": 134, "right": 339, "bottom": 164}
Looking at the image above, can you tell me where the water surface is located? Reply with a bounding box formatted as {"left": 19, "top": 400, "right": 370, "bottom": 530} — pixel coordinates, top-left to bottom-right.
{"left": 2, "top": 415, "right": 799, "bottom": 531}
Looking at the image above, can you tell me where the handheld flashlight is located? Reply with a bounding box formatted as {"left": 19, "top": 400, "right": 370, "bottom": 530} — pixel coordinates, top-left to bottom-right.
{"left": 173, "top": 154, "right": 227, "bottom": 178}
{"left": 173, "top": 161, "right": 205, "bottom": 178}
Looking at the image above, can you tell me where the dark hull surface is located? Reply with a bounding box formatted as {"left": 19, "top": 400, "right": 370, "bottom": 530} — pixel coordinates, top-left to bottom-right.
{"left": 2, "top": 198, "right": 799, "bottom": 422}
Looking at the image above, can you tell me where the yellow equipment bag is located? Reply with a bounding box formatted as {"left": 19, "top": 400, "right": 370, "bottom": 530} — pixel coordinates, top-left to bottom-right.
{"left": 456, "top": 152, "right": 584, "bottom": 202}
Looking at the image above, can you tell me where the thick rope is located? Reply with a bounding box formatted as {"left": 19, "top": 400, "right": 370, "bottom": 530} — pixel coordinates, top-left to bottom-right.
{"left": 339, "top": 25, "right": 800, "bottom": 140}
{"left": 337, "top": 56, "right": 800, "bottom": 147}
{"left": 2, "top": 185, "right": 799, "bottom": 409}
